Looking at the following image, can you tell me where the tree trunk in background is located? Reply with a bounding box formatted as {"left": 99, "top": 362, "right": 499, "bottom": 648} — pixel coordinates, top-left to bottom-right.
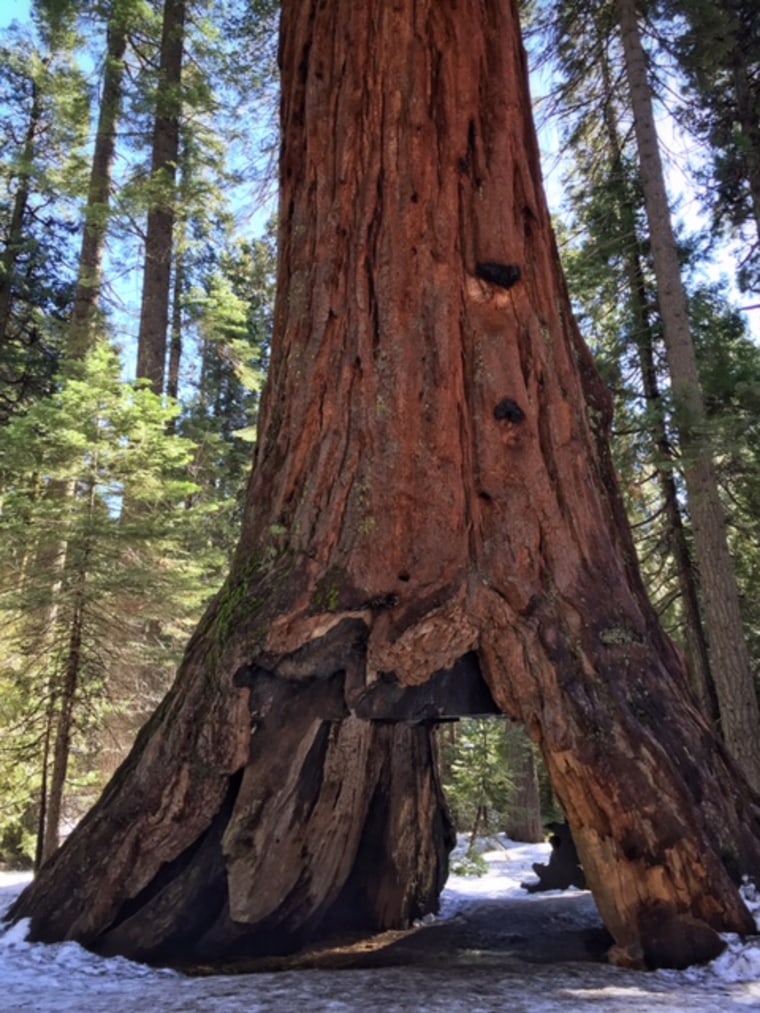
{"left": 40, "top": 587, "right": 85, "bottom": 863}
{"left": 39, "top": 475, "right": 98, "bottom": 863}
{"left": 503, "top": 725, "right": 543, "bottom": 843}
{"left": 67, "top": 15, "right": 127, "bottom": 360}
{"left": 629, "top": 259, "right": 717, "bottom": 721}
{"left": 166, "top": 127, "right": 190, "bottom": 405}
{"left": 9, "top": 0, "right": 760, "bottom": 971}
{"left": 135, "top": 0, "right": 185, "bottom": 392}
{"left": 27, "top": 480, "right": 74, "bottom": 867}
{"left": 0, "top": 79, "right": 42, "bottom": 348}
{"left": 617, "top": 0, "right": 760, "bottom": 790}
{"left": 715, "top": 0, "right": 760, "bottom": 249}
{"left": 35, "top": 12, "right": 128, "bottom": 857}
{"left": 599, "top": 62, "right": 716, "bottom": 723}
{"left": 166, "top": 250, "right": 183, "bottom": 403}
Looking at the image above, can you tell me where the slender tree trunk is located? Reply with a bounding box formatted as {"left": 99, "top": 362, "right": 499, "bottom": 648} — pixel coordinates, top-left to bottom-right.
{"left": 629, "top": 260, "right": 716, "bottom": 721}
{"left": 30, "top": 508, "right": 72, "bottom": 865}
{"left": 33, "top": 4, "right": 126, "bottom": 829}
{"left": 39, "top": 474, "right": 97, "bottom": 862}
{"left": 617, "top": 0, "right": 760, "bottom": 789}
{"left": 31, "top": 8, "right": 126, "bottom": 848}
{"left": 41, "top": 588, "right": 85, "bottom": 863}
{"left": 0, "top": 78, "right": 42, "bottom": 347}
{"left": 67, "top": 17, "right": 127, "bottom": 360}
{"left": 503, "top": 725, "right": 543, "bottom": 843}
{"left": 166, "top": 247, "right": 183, "bottom": 403}
{"left": 34, "top": 705, "right": 54, "bottom": 872}
{"left": 135, "top": 0, "right": 185, "bottom": 392}
{"left": 599, "top": 58, "right": 715, "bottom": 721}
{"left": 9, "top": 0, "right": 760, "bottom": 971}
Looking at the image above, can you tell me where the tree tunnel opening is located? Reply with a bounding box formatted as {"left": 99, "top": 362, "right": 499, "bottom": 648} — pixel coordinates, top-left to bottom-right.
{"left": 200, "top": 642, "right": 607, "bottom": 974}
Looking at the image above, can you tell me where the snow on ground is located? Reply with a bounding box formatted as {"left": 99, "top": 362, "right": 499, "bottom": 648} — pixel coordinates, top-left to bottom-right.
{"left": 1, "top": 840, "right": 760, "bottom": 1012}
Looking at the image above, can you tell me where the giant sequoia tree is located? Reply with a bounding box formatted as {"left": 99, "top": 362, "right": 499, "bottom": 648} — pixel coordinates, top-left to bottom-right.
{"left": 8, "top": 0, "right": 760, "bottom": 971}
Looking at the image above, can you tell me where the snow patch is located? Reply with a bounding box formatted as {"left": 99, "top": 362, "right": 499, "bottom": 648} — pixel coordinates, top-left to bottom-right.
{"left": 741, "top": 876, "right": 760, "bottom": 931}
{"left": 0, "top": 915, "right": 30, "bottom": 948}
{"left": 1, "top": 846, "right": 760, "bottom": 1011}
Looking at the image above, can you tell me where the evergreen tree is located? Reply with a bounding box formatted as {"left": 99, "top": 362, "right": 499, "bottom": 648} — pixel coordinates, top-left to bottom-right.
{"left": 617, "top": 0, "right": 760, "bottom": 788}
{"left": 0, "top": 343, "right": 211, "bottom": 863}
{"left": 132, "top": 0, "right": 279, "bottom": 393}
{"left": 440, "top": 719, "right": 514, "bottom": 851}
{"left": 135, "top": 0, "right": 186, "bottom": 392}
{"left": 0, "top": 8, "right": 89, "bottom": 420}
{"left": 527, "top": 0, "right": 760, "bottom": 785}
{"left": 0, "top": 0, "right": 281, "bottom": 863}
{"left": 67, "top": 0, "right": 134, "bottom": 360}
{"left": 180, "top": 229, "right": 275, "bottom": 544}
{"left": 669, "top": 0, "right": 760, "bottom": 290}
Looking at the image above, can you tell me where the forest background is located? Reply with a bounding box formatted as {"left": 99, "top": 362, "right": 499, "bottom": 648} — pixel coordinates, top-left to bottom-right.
{"left": 1, "top": 0, "right": 759, "bottom": 871}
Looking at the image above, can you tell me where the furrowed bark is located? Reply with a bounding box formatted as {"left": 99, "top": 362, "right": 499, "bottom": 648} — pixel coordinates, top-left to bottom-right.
{"left": 8, "top": 0, "right": 760, "bottom": 971}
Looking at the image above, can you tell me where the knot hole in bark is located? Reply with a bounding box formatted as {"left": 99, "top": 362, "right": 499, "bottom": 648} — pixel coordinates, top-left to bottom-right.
{"left": 475, "top": 262, "right": 521, "bottom": 290}
{"left": 493, "top": 398, "right": 525, "bottom": 424}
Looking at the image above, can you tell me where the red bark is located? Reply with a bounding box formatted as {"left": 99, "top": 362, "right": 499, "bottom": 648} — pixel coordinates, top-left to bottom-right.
{"left": 8, "top": 0, "right": 760, "bottom": 971}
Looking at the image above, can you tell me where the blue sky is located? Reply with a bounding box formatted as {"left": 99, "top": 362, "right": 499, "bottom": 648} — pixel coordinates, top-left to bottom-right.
{"left": 1, "top": 1, "right": 30, "bottom": 29}
{"left": 1, "top": 0, "right": 756, "bottom": 345}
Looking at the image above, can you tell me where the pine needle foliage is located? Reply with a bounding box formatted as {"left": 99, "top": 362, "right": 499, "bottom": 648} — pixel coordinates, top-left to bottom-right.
{"left": 0, "top": 343, "right": 220, "bottom": 863}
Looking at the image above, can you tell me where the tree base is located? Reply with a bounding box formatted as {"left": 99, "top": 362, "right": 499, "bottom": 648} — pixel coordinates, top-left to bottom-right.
{"left": 11, "top": 702, "right": 454, "bottom": 965}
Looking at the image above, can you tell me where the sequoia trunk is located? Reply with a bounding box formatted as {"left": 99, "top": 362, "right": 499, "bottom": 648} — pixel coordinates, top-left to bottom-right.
{"left": 9, "top": 0, "right": 760, "bottom": 971}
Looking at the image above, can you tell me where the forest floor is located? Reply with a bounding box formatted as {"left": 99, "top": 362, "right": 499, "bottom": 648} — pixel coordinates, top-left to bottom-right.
{"left": 2, "top": 838, "right": 760, "bottom": 1011}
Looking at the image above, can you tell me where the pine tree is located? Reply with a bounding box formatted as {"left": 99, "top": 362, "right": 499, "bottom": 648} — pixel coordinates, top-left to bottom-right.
{"left": 616, "top": 0, "right": 760, "bottom": 789}
{"left": 440, "top": 719, "right": 514, "bottom": 852}
{"left": 525, "top": 0, "right": 760, "bottom": 783}
{"left": 67, "top": 0, "right": 133, "bottom": 360}
{"left": 0, "top": 9, "right": 89, "bottom": 420}
{"left": 134, "top": 0, "right": 186, "bottom": 392}
{"left": 669, "top": 0, "right": 760, "bottom": 290}
{"left": 0, "top": 343, "right": 210, "bottom": 864}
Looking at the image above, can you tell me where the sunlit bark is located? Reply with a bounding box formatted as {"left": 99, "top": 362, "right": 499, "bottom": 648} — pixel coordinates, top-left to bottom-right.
{"left": 8, "top": 0, "right": 760, "bottom": 971}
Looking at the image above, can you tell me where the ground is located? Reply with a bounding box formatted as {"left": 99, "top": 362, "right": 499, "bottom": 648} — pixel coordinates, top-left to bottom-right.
{"left": 2, "top": 838, "right": 760, "bottom": 1011}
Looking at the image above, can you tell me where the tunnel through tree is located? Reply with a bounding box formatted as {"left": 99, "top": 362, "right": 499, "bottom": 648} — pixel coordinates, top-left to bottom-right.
{"left": 8, "top": 0, "right": 760, "bottom": 971}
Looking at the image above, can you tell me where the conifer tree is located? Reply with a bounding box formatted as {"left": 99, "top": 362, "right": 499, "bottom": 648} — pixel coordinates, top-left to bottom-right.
{"left": 67, "top": 0, "right": 132, "bottom": 360}
{"left": 0, "top": 345, "right": 209, "bottom": 864}
{"left": 0, "top": 7, "right": 89, "bottom": 420}
{"left": 616, "top": 0, "right": 760, "bottom": 789}
{"left": 669, "top": 0, "right": 760, "bottom": 290}
{"left": 135, "top": 0, "right": 186, "bottom": 392}
{"left": 526, "top": 0, "right": 760, "bottom": 784}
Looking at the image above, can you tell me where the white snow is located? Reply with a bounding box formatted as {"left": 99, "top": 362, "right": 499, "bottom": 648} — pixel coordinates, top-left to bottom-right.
{"left": 1, "top": 840, "right": 759, "bottom": 1012}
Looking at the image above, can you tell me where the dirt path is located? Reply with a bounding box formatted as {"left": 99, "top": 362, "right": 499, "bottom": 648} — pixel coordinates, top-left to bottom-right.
{"left": 186, "top": 891, "right": 611, "bottom": 976}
